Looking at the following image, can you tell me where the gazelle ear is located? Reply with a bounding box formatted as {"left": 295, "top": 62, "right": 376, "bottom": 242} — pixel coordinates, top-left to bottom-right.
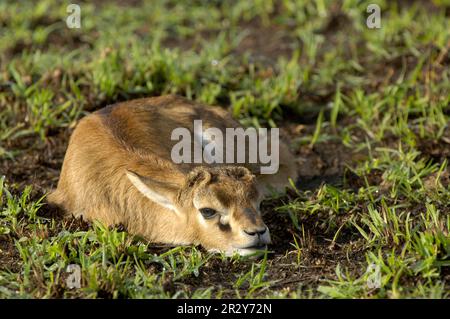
{"left": 126, "top": 170, "right": 179, "bottom": 212}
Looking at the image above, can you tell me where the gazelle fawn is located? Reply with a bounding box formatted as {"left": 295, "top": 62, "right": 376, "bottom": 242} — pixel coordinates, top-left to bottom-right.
{"left": 49, "top": 95, "right": 297, "bottom": 255}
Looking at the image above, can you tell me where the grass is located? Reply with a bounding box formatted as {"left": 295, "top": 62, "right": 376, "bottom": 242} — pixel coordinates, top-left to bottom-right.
{"left": 0, "top": 0, "right": 449, "bottom": 298}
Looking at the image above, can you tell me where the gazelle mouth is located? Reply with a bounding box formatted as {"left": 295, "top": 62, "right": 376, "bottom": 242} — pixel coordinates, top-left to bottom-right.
{"left": 244, "top": 244, "right": 267, "bottom": 250}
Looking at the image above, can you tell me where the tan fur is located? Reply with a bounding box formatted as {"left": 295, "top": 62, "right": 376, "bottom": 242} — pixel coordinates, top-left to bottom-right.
{"left": 48, "top": 95, "right": 297, "bottom": 255}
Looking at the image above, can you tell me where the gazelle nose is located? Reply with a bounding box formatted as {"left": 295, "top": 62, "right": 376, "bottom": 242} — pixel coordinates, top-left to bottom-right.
{"left": 244, "top": 227, "right": 267, "bottom": 237}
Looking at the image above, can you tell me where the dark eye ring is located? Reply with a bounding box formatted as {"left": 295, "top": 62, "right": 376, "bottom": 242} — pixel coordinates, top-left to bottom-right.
{"left": 200, "top": 208, "right": 217, "bottom": 219}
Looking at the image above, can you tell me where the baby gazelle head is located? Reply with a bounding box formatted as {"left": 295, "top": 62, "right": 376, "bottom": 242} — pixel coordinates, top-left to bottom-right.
{"left": 126, "top": 166, "right": 270, "bottom": 255}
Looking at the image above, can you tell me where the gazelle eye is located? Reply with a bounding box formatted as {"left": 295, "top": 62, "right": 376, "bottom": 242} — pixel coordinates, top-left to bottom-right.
{"left": 200, "top": 208, "right": 217, "bottom": 219}
{"left": 257, "top": 200, "right": 263, "bottom": 212}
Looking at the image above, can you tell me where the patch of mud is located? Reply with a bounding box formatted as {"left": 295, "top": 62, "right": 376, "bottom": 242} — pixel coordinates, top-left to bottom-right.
{"left": 0, "top": 129, "right": 70, "bottom": 192}
{"left": 418, "top": 127, "right": 450, "bottom": 164}
{"left": 232, "top": 19, "right": 295, "bottom": 64}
